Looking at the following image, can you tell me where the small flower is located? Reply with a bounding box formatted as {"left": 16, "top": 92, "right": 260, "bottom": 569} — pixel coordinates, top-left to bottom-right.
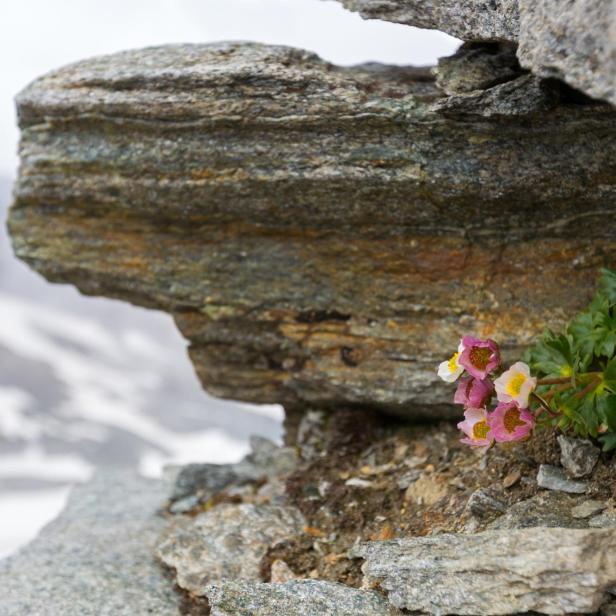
{"left": 437, "top": 341, "right": 465, "bottom": 383}
{"left": 488, "top": 401, "right": 535, "bottom": 442}
{"left": 457, "top": 407, "right": 494, "bottom": 450}
{"left": 454, "top": 376, "right": 494, "bottom": 409}
{"left": 494, "top": 361, "right": 537, "bottom": 408}
{"left": 458, "top": 336, "right": 500, "bottom": 380}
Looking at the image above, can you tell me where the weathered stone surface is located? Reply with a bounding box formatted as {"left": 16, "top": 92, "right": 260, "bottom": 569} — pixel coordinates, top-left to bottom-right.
{"left": 537, "top": 464, "right": 589, "bottom": 494}
{"left": 156, "top": 503, "right": 305, "bottom": 595}
{"left": 10, "top": 42, "right": 616, "bottom": 416}
{"left": 336, "top": 0, "right": 520, "bottom": 41}
{"left": 557, "top": 435, "right": 600, "bottom": 478}
{"left": 354, "top": 528, "right": 616, "bottom": 614}
{"left": 517, "top": 0, "right": 616, "bottom": 106}
{"left": 0, "top": 471, "right": 182, "bottom": 615}
{"left": 337, "top": 1, "right": 616, "bottom": 107}
{"left": 169, "top": 436, "right": 296, "bottom": 512}
{"left": 435, "top": 42, "right": 523, "bottom": 95}
{"left": 572, "top": 500, "right": 608, "bottom": 519}
{"left": 488, "top": 491, "right": 586, "bottom": 529}
{"left": 205, "top": 579, "right": 401, "bottom": 616}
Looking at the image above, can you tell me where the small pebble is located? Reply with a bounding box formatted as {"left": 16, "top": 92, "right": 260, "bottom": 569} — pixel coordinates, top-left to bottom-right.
{"left": 345, "top": 477, "right": 373, "bottom": 488}
{"left": 503, "top": 469, "right": 521, "bottom": 489}
{"left": 537, "top": 464, "right": 588, "bottom": 494}
{"left": 557, "top": 435, "right": 600, "bottom": 478}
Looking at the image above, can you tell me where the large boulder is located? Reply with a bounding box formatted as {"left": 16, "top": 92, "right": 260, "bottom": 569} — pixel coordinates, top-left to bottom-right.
{"left": 9, "top": 42, "right": 616, "bottom": 417}
{"left": 0, "top": 472, "right": 182, "bottom": 615}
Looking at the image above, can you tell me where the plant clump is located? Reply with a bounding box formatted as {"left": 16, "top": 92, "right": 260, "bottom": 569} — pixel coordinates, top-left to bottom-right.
{"left": 438, "top": 268, "right": 616, "bottom": 452}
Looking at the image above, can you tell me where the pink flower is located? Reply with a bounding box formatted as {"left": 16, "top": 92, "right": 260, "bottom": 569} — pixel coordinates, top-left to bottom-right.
{"left": 454, "top": 376, "right": 494, "bottom": 409}
{"left": 494, "top": 361, "right": 537, "bottom": 408}
{"left": 488, "top": 401, "right": 535, "bottom": 442}
{"left": 457, "top": 408, "right": 494, "bottom": 450}
{"left": 458, "top": 336, "right": 500, "bottom": 380}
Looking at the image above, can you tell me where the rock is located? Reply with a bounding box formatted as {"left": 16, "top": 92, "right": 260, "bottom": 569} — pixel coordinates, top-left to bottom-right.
{"left": 488, "top": 491, "right": 586, "bottom": 529}
{"left": 436, "top": 43, "right": 523, "bottom": 95}
{"left": 404, "top": 473, "right": 448, "bottom": 506}
{"left": 464, "top": 486, "right": 507, "bottom": 520}
{"left": 169, "top": 436, "right": 297, "bottom": 511}
{"left": 336, "top": 0, "right": 520, "bottom": 41}
{"left": 537, "top": 464, "right": 589, "bottom": 494}
{"left": 269, "top": 559, "right": 298, "bottom": 584}
{"left": 517, "top": 0, "right": 616, "bottom": 106}
{"left": 10, "top": 42, "right": 616, "bottom": 418}
{"left": 205, "top": 579, "right": 401, "bottom": 616}
{"left": 155, "top": 503, "right": 305, "bottom": 595}
{"left": 0, "top": 471, "right": 182, "bottom": 615}
{"left": 572, "top": 500, "right": 608, "bottom": 519}
{"left": 353, "top": 528, "right": 616, "bottom": 614}
{"left": 557, "top": 435, "right": 600, "bottom": 478}
{"left": 589, "top": 510, "right": 616, "bottom": 528}
{"left": 336, "top": 1, "right": 616, "bottom": 107}
{"left": 433, "top": 74, "right": 560, "bottom": 117}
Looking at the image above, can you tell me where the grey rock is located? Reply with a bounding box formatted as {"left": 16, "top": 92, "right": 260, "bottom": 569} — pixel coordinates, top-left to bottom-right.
{"left": 336, "top": 0, "right": 520, "bottom": 41}
{"left": 337, "top": 0, "right": 616, "bottom": 107}
{"left": 156, "top": 503, "right": 305, "bottom": 595}
{"left": 397, "top": 469, "right": 421, "bottom": 490}
{"left": 10, "top": 42, "right": 616, "bottom": 417}
{"left": 589, "top": 510, "right": 616, "bottom": 528}
{"left": 205, "top": 579, "right": 401, "bottom": 616}
{"left": 465, "top": 486, "right": 507, "bottom": 520}
{"left": 434, "top": 74, "right": 560, "bottom": 117}
{"left": 557, "top": 435, "right": 600, "bottom": 478}
{"left": 354, "top": 528, "right": 616, "bottom": 614}
{"left": 0, "top": 471, "right": 182, "bottom": 615}
{"left": 572, "top": 500, "right": 608, "bottom": 519}
{"left": 436, "top": 43, "right": 523, "bottom": 95}
{"left": 169, "top": 436, "right": 297, "bottom": 510}
{"left": 517, "top": 0, "right": 616, "bottom": 106}
{"left": 488, "top": 491, "right": 585, "bottom": 529}
{"left": 537, "top": 464, "right": 589, "bottom": 494}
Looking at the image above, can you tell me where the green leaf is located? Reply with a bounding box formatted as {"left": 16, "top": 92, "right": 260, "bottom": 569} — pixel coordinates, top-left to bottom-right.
{"left": 603, "top": 357, "right": 616, "bottom": 395}
{"left": 578, "top": 397, "right": 599, "bottom": 438}
{"left": 599, "top": 432, "right": 616, "bottom": 452}
{"left": 526, "top": 331, "right": 575, "bottom": 377}
{"left": 599, "top": 268, "right": 616, "bottom": 303}
{"left": 596, "top": 394, "right": 616, "bottom": 431}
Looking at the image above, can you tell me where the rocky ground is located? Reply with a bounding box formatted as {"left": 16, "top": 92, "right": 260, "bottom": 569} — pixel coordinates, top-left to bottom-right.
{"left": 152, "top": 409, "right": 616, "bottom": 614}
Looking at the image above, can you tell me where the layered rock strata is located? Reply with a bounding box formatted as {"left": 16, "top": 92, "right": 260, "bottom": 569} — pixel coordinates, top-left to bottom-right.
{"left": 9, "top": 42, "right": 616, "bottom": 417}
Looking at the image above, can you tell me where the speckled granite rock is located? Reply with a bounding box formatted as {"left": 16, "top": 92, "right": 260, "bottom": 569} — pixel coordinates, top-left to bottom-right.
{"left": 354, "top": 528, "right": 616, "bottom": 614}
{"left": 156, "top": 503, "right": 305, "bottom": 595}
{"left": 336, "top": 0, "right": 520, "bottom": 41}
{"left": 9, "top": 42, "right": 616, "bottom": 418}
{"left": 0, "top": 472, "right": 181, "bottom": 616}
{"left": 205, "top": 579, "right": 402, "bottom": 616}
{"left": 517, "top": 0, "right": 616, "bottom": 106}
{"left": 336, "top": 0, "right": 616, "bottom": 107}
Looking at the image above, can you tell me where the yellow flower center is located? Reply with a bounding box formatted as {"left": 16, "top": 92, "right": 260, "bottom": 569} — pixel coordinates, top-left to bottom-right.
{"left": 507, "top": 373, "right": 526, "bottom": 397}
{"left": 472, "top": 421, "right": 489, "bottom": 440}
{"left": 503, "top": 407, "right": 525, "bottom": 433}
{"left": 448, "top": 352, "right": 460, "bottom": 373}
{"left": 469, "top": 346, "right": 492, "bottom": 370}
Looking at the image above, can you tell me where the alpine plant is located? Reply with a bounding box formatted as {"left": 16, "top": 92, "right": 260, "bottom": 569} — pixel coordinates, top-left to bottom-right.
{"left": 438, "top": 268, "right": 616, "bottom": 452}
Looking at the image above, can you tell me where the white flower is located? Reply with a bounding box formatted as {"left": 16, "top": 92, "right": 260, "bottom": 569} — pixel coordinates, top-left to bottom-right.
{"left": 494, "top": 361, "right": 537, "bottom": 408}
{"left": 437, "top": 341, "right": 465, "bottom": 383}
